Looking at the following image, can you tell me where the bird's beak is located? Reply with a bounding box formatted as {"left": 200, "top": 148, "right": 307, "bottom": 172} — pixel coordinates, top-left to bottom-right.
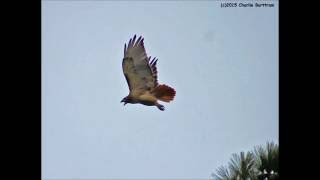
{"left": 120, "top": 99, "right": 127, "bottom": 106}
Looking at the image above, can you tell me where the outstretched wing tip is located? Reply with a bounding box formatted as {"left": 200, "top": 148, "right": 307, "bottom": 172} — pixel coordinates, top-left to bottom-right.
{"left": 123, "top": 35, "right": 159, "bottom": 90}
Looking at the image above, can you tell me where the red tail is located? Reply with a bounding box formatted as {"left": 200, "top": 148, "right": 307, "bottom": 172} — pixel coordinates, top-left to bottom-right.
{"left": 152, "top": 84, "right": 176, "bottom": 102}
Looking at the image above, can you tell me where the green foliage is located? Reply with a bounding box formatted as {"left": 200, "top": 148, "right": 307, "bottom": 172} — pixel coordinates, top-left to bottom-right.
{"left": 212, "top": 165, "right": 232, "bottom": 180}
{"left": 254, "top": 142, "right": 279, "bottom": 180}
{"left": 212, "top": 141, "right": 278, "bottom": 180}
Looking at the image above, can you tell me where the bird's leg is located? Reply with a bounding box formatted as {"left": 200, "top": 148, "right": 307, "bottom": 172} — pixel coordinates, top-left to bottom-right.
{"left": 155, "top": 102, "right": 165, "bottom": 111}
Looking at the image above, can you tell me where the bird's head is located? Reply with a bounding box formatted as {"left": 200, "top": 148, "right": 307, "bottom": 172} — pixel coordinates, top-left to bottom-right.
{"left": 120, "top": 96, "right": 131, "bottom": 106}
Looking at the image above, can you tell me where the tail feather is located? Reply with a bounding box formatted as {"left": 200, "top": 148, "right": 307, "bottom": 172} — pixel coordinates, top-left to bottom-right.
{"left": 152, "top": 84, "right": 176, "bottom": 102}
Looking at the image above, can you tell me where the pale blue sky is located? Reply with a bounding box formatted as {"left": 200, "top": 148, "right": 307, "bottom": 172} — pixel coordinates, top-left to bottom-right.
{"left": 42, "top": 1, "right": 278, "bottom": 179}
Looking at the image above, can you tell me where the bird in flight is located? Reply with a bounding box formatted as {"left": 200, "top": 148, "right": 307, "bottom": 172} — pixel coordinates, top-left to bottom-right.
{"left": 121, "top": 35, "right": 176, "bottom": 111}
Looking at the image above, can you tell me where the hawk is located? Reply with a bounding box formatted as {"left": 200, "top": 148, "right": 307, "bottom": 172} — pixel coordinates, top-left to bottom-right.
{"left": 121, "top": 35, "right": 176, "bottom": 111}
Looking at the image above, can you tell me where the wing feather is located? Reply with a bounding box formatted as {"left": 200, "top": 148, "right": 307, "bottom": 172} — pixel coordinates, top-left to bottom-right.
{"left": 122, "top": 35, "right": 158, "bottom": 92}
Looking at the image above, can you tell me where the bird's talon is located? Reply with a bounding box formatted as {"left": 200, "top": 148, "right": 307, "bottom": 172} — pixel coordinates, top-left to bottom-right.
{"left": 157, "top": 105, "right": 165, "bottom": 111}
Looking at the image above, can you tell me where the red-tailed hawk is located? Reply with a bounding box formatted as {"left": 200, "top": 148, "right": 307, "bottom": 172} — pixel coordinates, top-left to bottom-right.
{"left": 121, "top": 35, "right": 176, "bottom": 111}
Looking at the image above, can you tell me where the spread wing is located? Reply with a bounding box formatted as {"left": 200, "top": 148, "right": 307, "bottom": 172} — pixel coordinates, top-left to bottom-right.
{"left": 122, "top": 35, "right": 158, "bottom": 92}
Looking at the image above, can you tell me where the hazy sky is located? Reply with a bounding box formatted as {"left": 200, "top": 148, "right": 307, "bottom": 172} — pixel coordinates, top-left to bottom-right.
{"left": 42, "top": 1, "right": 278, "bottom": 179}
